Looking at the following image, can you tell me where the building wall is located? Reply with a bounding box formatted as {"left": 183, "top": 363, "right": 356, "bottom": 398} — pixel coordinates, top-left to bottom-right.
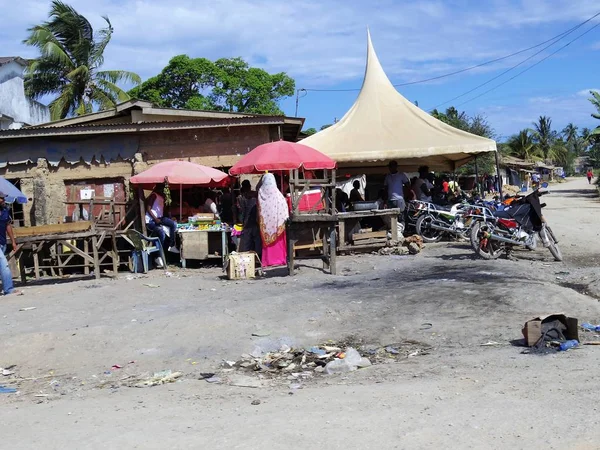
{"left": 0, "top": 124, "right": 274, "bottom": 226}
{"left": 0, "top": 61, "right": 50, "bottom": 128}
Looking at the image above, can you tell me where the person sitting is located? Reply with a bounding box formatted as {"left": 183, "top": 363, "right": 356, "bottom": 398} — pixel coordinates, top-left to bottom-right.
{"left": 203, "top": 191, "right": 221, "bottom": 219}
{"left": 145, "top": 185, "right": 179, "bottom": 254}
{"left": 349, "top": 180, "right": 364, "bottom": 203}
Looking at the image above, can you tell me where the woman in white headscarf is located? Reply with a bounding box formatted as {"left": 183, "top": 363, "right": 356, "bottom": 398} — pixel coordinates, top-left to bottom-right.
{"left": 257, "top": 173, "right": 289, "bottom": 267}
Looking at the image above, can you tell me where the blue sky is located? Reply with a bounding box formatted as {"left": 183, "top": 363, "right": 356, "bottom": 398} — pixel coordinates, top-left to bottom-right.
{"left": 1, "top": 0, "right": 599, "bottom": 140}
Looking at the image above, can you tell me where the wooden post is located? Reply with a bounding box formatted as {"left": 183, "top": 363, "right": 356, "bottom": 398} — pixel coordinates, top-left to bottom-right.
{"left": 322, "top": 225, "right": 330, "bottom": 271}
{"left": 91, "top": 235, "right": 100, "bottom": 280}
{"left": 391, "top": 214, "right": 399, "bottom": 242}
{"left": 329, "top": 226, "right": 337, "bottom": 275}
{"left": 287, "top": 223, "right": 295, "bottom": 276}
{"left": 495, "top": 150, "right": 503, "bottom": 199}
{"left": 83, "top": 239, "right": 89, "bottom": 275}
{"left": 32, "top": 244, "right": 40, "bottom": 280}
{"left": 111, "top": 231, "right": 119, "bottom": 277}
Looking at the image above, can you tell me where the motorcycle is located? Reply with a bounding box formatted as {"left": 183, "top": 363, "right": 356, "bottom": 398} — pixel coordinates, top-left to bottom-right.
{"left": 415, "top": 201, "right": 495, "bottom": 243}
{"left": 470, "top": 183, "right": 562, "bottom": 261}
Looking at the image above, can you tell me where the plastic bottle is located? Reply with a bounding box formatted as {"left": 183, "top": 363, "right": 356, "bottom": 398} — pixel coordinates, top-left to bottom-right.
{"left": 559, "top": 340, "right": 579, "bottom": 351}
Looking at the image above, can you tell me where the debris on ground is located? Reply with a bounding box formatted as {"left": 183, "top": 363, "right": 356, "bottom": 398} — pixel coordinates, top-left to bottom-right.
{"left": 143, "top": 283, "right": 160, "bottom": 288}
{"left": 19, "top": 307, "right": 36, "bottom": 311}
{"left": 133, "top": 370, "right": 182, "bottom": 387}
{"left": 0, "top": 385, "right": 17, "bottom": 394}
{"left": 251, "top": 399, "right": 261, "bottom": 405}
{"left": 209, "top": 339, "right": 432, "bottom": 385}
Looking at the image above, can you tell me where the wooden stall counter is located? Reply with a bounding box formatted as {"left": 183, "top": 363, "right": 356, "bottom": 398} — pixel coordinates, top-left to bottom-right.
{"left": 177, "top": 228, "right": 230, "bottom": 268}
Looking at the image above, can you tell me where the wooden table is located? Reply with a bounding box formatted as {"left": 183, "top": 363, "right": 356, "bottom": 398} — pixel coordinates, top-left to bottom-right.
{"left": 177, "top": 229, "right": 230, "bottom": 268}
{"left": 337, "top": 209, "right": 400, "bottom": 251}
{"left": 287, "top": 214, "right": 338, "bottom": 276}
{"left": 11, "top": 222, "right": 119, "bottom": 281}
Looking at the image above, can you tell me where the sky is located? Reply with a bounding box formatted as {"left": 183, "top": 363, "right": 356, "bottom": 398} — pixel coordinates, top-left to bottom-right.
{"left": 1, "top": 0, "right": 600, "bottom": 140}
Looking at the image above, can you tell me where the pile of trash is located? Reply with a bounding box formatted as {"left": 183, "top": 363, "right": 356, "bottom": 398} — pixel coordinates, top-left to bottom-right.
{"left": 220, "top": 340, "right": 431, "bottom": 380}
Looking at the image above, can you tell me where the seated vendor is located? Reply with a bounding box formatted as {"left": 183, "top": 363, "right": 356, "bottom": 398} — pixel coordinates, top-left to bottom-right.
{"left": 145, "top": 185, "right": 179, "bottom": 254}
{"left": 203, "top": 191, "right": 221, "bottom": 219}
{"left": 349, "top": 180, "right": 364, "bottom": 203}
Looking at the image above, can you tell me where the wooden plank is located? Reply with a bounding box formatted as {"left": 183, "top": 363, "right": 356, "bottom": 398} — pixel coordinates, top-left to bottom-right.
{"left": 352, "top": 231, "right": 387, "bottom": 241}
{"left": 60, "top": 240, "right": 94, "bottom": 263}
{"left": 391, "top": 215, "right": 399, "bottom": 242}
{"left": 293, "top": 242, "right": 324, "bottom": 251}
{"left": 14, "top": 222, "right": 92, "bottom": 238}
{"left": 33, "top": 244, "right": 40, "bottom": 280}
{"left": 17, "top": 232, "right": 95, "bottom": 244}
{"left": 111, "top": 232, "right": 119, "bottom": 276}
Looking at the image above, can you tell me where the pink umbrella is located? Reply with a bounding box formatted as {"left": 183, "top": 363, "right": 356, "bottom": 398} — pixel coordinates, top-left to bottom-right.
{"left": 229, "top": 140, "right": 336, "bottom": 175}
{"left": 130, "top": 160, "right": 231, "bottom": 221}
{"left": 130, "top": 160, "right": 230, "bottom": 188}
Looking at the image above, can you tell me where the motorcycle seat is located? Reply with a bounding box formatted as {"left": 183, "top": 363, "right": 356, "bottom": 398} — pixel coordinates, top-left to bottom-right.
{"left": 494, "top": 210, "right": 512, "bottom": 219}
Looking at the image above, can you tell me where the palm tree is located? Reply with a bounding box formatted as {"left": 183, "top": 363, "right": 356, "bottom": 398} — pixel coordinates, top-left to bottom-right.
{"left": 590, "top": 90, "right": 600, "bottom": 136}
{"left": 23, "top": 1, "right": 141, "bottom": 120}
{"left": 532, "top": 116, "right": 554, "bottom": 161}
{"left": 506, "top": 129, "right": 541, "bottom": 161}
{"left": 562, "top": 123, "right": 578, "bottom": 144}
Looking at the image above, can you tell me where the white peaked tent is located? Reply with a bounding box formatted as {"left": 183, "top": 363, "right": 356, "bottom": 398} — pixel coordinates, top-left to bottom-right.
{"left": 301, "top": 31, "right": 497, "bottom": 172}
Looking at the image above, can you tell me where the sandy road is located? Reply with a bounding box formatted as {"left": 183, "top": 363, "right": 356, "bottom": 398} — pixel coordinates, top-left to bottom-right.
{"left": 1, "top": 177, "right": 599, "bottom": 449}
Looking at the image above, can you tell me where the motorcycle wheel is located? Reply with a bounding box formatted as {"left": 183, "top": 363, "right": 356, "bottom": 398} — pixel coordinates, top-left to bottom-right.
{"left": 416, "top": 214, "right": 444, "bottom": 243}
{"left": 546, "top": 226, "right": 563, "bottom": 261}
{"left": 470, "top": 221, "right": 503, "bottom": 260}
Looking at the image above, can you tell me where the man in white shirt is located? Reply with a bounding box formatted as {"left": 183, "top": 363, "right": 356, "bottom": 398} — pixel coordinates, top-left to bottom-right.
{"left": 384, "top": 161, "right": 410, "bottom": 211}
{"left": 145, "top": 185, "right": 179, "bottom": 254}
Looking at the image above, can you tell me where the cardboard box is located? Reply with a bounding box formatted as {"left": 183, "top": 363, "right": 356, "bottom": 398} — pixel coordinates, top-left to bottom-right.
{"left": 225, "top": 252, "right": 258, "bottom": 280}
{"left": 522, "top": 314, "right": 579, "bottom": 346}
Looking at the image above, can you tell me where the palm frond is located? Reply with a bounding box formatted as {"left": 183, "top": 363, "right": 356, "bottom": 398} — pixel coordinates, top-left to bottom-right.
{"left": 96, "top": 79, "right": 131, "bottom": 103}
{"left": 97, "top": 70, "right": 141, "bottom": 85}
{"left": 92, "top": 16, "right": 113, "bottom": 67}
{"left": 90, "top": 86, "right": 118, "bottom": 111}
{"left": 49, "top": 84, "right": 77, "bottom": 120}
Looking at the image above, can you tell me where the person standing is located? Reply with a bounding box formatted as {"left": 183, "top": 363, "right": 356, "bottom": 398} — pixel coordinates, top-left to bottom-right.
{"left": 239, "top": 182, "right": 262, "bottom": 257}
{"left": 384, "top": 161, "right": 410, "bottom": 211}
{"left": 0, "top": 193, "right": 21, "bottom": 295}
{"left": 412, "top": 166, "right": 433, "bottom": 202}
{"left": 587, "top": 169, "right": 594, "bottom": 184}
{"left": 145, "top": 185, "right": 179, "bottom": 254}
{"left": 257, "top": 173, "right": 289, "bottom": 267}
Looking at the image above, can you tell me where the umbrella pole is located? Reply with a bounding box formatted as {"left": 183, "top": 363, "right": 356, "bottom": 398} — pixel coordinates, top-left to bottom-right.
{"left": 180, "top": 184, "right": 183, "bottom": 222}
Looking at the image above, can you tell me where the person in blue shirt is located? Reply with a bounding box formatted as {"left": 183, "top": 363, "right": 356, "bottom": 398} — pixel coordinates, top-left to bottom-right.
{"left": 0, "top": 192, "right": 21, "bottom": 295}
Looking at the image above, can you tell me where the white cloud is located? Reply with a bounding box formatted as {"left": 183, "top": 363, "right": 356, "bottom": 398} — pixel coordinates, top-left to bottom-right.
{"left": 1, "top": 0, "right": 599, "bottom": 87}
{"left": 480, "top": 90, "right": 599, "bottom": 139}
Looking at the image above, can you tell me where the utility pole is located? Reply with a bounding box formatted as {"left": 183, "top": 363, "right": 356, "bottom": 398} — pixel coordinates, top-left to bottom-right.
{"left": 295, "top": 88, "right": 307, "bottom": 117}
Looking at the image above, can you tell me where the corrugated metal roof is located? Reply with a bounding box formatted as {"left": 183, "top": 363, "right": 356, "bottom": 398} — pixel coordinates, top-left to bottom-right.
{"left": 0, "top": 56, "right": 28, "bottom": 67}
{"left": 0, "top": 117, "right": 289, "bottom": 139}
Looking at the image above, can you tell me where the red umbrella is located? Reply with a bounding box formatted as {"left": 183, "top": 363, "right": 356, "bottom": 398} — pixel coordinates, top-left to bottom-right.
{"left": 229, "top": 141, "right": 336, "bottom": 175}
{"left": 130, "top": 161, "right": 230, "bottom": 188}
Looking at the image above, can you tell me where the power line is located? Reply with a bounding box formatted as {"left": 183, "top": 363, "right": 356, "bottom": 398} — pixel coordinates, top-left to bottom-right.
{"left": 300, "top": 11, "right": 600, "bottom": 93}
{"left": 429, "top": 11, "right": 600, "bottom": 110}
{"left": 453, "top": 21, "right": 600, "bottom": 108}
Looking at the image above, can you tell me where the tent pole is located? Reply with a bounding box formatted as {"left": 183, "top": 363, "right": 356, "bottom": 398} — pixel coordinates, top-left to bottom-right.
{"left": 474, "top": 156, "right": 480, "bottom": 197}
{"left": 495, "top": 150, "right": 503, "bottom": 199}
{"left": 180, "top": 184, "right": 183, "bottom": 222}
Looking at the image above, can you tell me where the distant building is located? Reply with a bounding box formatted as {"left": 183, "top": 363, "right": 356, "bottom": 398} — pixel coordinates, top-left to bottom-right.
{"left": 0, "top": 57, "right": 50, "bottom": 129}
{"left": 573, "top": 156, "right": 590, "bottom": 174}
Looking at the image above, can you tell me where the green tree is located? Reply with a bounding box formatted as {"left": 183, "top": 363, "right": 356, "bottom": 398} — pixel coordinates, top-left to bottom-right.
{"left": 23, "top": 0, "right": 140, "bottom": 120}
{"left": 590, "top": 90, "right": 600, "bottom": 136}
{"left": 505, "top": 129, "right": 541, "bottom": 161}
{"left": 431, "top": 107, "right": 496, "bottom": 174}
{"left": 320, "top": 124, "right": 333, "bottom": 130}
{"left": 532, "top": 116, "right": 555, "bottom": 161}
{"left": 130, "top": 55, "right": 295, "bottom": 115}
{"left": 302, "top": 127, "right": 317, "bottom": 136}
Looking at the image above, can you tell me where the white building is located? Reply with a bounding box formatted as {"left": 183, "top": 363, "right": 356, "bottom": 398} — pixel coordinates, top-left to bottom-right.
{"left": 0, "top": 57, "right": 50, "bottom": 129}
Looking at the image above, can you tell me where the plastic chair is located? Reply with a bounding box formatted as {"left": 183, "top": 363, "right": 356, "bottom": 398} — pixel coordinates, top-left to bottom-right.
{"left": 126, "top": 229, "right": 166, "bottom": 273}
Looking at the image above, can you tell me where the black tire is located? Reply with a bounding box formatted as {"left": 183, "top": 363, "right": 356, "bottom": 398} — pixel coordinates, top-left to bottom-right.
{"left": 546, "top": 227, "right": 563, "bottom": 261}
{"left": 470, "top": 221, "right": 503, "bottom": 260}
{"left": 416, "top": 214, "right": 444, "bottom": 243}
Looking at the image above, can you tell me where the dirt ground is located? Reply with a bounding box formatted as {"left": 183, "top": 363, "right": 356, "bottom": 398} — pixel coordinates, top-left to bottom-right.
{"left": 1, "top": 176, "right": 600, "bottom": 449}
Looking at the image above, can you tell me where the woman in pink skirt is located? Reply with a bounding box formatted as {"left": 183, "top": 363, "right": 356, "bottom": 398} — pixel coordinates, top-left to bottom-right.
{"left": 257, "top": 173, "right": 289, "bottom": 267}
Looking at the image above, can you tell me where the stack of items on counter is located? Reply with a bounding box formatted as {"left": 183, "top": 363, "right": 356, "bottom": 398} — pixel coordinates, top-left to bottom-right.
{"left": 176, "top": 213, "right": 230, "bottom": 231}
